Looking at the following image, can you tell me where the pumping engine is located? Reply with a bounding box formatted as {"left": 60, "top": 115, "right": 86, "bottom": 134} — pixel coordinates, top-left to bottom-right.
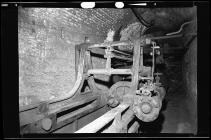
{"left": 102, "top": 38, "right": 166, "bottom": 123}
{"left": 75, "top": 36, "right": 167, "bottom": 133}
{"left": 17, "top": 7, "right": 197, "bottom": 135}
{"left": 19, "top": 35, "right": 167, "bottom": 134}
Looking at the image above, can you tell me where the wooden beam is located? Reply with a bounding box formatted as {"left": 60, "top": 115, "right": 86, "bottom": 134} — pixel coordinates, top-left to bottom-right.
{"left": 128, "top": 121, "right": 139, "bottom": 133}
{"left": 75, "top": 103, "right": 130, "bottom": 133}
{"left": 102, "top": 108, "right": 135, "bottom": 133}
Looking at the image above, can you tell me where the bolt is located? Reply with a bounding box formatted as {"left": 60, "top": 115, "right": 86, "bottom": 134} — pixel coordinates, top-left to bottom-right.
{"left": 41, "top": 118, "right": 52, "bottom": 131}
{"left": 108, "top": 98, "right": 114, "bottom": 104}
{"left": 141, "top": 103, "right": 152, "bottom": 114}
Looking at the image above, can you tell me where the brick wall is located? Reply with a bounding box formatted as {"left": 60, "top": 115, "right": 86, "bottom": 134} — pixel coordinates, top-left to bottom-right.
{"left": 18, "top": 8, "right": 135, "bottom": 107}
{"left": 182, "top": 21, "right": 197, "bottom": 133}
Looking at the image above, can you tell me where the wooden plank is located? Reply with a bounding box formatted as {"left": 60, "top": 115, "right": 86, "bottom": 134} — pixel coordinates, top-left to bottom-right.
{"left": 75, "top": 103, "right": 129, "bottom": 133}
{"left": 102, "top": 108, "right": 135, "bottom": 133}
{"left": 128, "top": 121, "right": 139, "bottom": 133}
{"left": 112, "top": 49, "right": 132, "bottom": 57}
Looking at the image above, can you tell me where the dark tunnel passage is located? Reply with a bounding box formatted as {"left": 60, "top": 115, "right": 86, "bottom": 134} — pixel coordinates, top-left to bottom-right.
{"left": 138, "top": 44, "right": 197, "bottom": 133}
{"left": 137, "top": 24, "right": 197, "bottom": 133}
{"left": 18, "top": 7, "right": 197, "bottom": 134}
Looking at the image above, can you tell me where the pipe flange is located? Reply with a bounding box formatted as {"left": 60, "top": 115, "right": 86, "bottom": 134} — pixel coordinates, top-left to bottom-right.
{"left": 133, "top": 95, "right": 162, "bottom": 122}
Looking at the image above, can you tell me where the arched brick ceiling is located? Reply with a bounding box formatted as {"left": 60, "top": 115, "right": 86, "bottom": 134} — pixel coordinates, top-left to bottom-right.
{"left": 19, "top": 7, "right": 196, "bottom": 38}
{"left": 133, "top": 7, "right": 197, "bottom": 33}
{"left": 19, "top": 8, "right": 136, "bottom": 37}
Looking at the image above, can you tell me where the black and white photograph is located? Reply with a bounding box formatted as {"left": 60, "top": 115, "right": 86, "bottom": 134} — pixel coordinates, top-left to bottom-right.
{"left": 1, "top": 1, "right": 210, "bottom": 138}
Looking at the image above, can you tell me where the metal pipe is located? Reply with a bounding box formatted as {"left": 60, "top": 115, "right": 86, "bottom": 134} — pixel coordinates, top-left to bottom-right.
{"left": 149, "top": 33, "right": 196, "bottom": 41}
{"left": 151, "top": 42, "right": 155, "bottom": 80}
{"left": 166, "top": 21, "right": 194, "bottom": 36}
{"left": 139, "top": 76, "right": 153, "bottom": 80}
{"left": 150, "top": 34, "right": 183, "bottom": 40}
{"left": 105, "top": 46, "right": 112, "bottom": 69}
{"left": 88, "top": 69, "right": 132, "bottom": 75}
{"left": 88, "top": 40, "right": 133, "bottom": 49}
{"left": 90, "top": 48, "right": 132, "bottom": 60}
{"left": 140, "top": 47, "right": 143, "bottom": 66}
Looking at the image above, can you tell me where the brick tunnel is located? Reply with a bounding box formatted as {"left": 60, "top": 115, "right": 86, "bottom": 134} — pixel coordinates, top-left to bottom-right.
{"left": 18, "top": 7, "right": 197, "bottom": 134}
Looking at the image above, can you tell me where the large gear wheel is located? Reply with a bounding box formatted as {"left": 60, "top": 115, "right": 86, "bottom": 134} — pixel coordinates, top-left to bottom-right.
{"left": 107, "top": 81, "right": 131, "bottom": 108}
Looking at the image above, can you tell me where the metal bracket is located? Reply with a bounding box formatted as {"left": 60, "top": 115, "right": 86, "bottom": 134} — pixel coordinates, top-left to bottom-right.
{"left": 37, "top": 102, "right": 49, "bottom": 115}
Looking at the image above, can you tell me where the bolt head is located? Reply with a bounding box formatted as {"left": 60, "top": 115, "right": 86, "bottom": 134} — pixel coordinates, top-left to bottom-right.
{"left": 41, "top": 118, "right": 52, "bottom": 131}
{"left": 141, "top": 103, "right": 152, "bottom": 114}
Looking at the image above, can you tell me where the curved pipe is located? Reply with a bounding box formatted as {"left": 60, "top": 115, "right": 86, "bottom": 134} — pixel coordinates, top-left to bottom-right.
{"left": 49, "top": 49, "right": 87, "bottom": 103}
{"left": 166, "top": 20, "right": 195, "bottom": 36}
{"left": 49, "top": 56, "right": 84, "bottom": 103}
{"left": 19, "top": 50, "right": 86, "bottom": 111}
